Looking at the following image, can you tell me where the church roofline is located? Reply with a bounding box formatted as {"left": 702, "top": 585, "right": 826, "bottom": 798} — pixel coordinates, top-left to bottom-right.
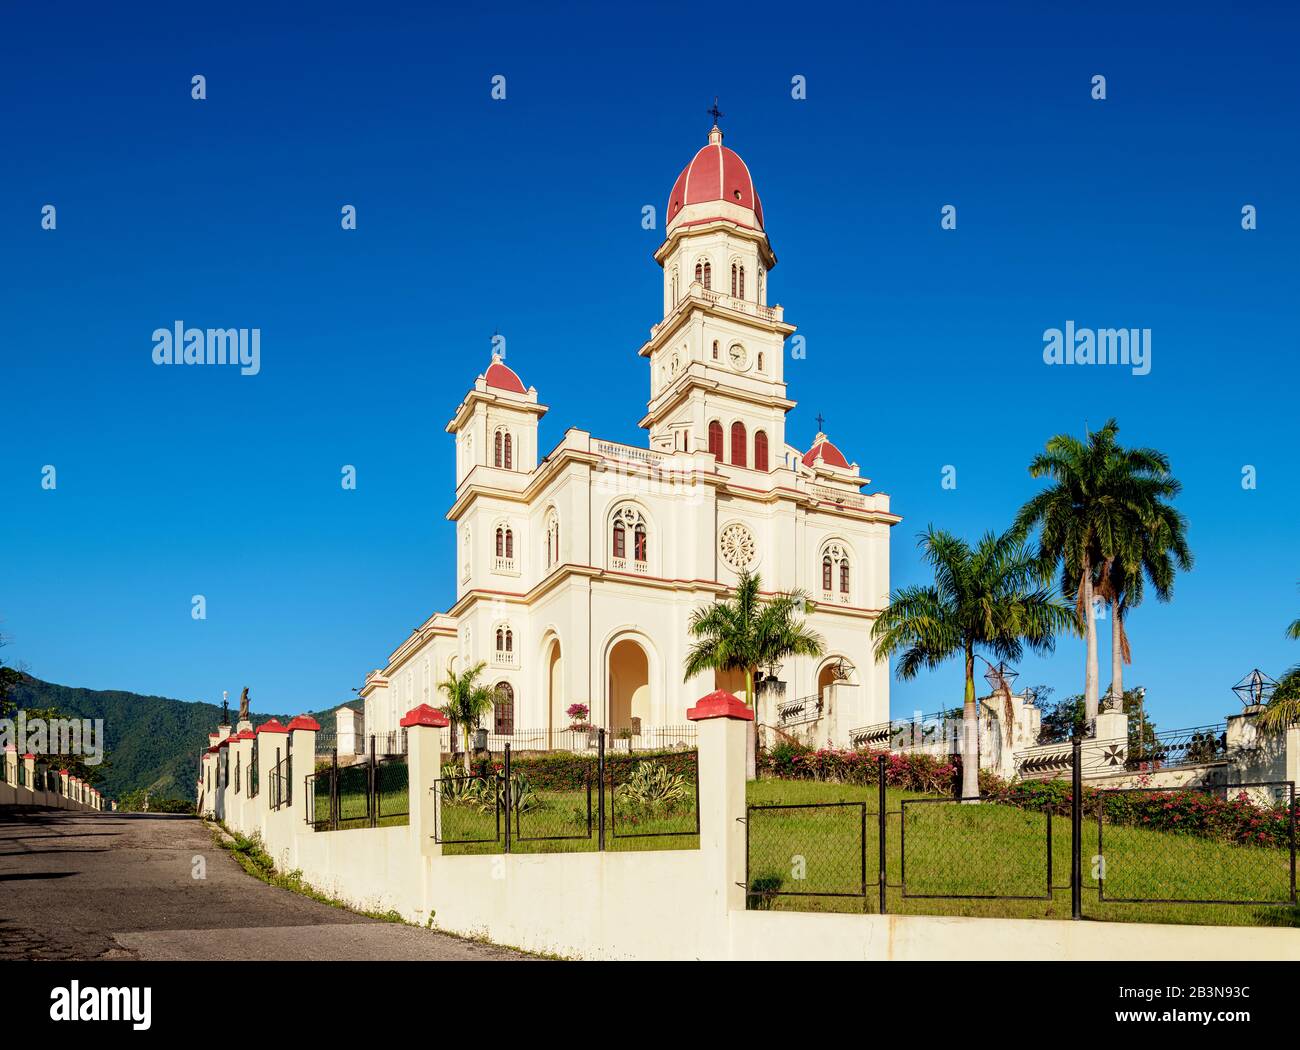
{"left": 654, "top": 216, "right": 777, "bottom": 271}
{"left": 445, "top": 387, "right": 548, "bottom": 433}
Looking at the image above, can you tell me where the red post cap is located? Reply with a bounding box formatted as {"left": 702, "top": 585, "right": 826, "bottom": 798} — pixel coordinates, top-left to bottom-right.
{"left": 687, "top": 690, "right": 754, "bottom": 722}
{"left": 255, "top": 719, "right": 289, "bottom": 735}
{"left": 400, "top": 703, "right": 451, "bottom": 728}
{"left": 286, "top": 715, "right": 322, "bottom": 732}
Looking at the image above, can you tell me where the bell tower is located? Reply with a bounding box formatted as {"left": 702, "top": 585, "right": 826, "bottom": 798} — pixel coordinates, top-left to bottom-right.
{"left": 639, "top": 121, "right": 796, "bottom": 470}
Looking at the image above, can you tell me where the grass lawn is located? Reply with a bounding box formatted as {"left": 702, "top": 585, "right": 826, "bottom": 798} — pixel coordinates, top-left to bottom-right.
{"left": 437, "top": 780, "right": 700, "bottom": 855}
{"left": 310, "top": 769, "right": 410, "bottom": 830}
{"left": 746, "top": 779, "right": 1299, "bottom": 928}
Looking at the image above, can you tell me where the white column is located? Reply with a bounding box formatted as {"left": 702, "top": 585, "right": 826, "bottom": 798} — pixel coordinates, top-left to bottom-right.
{"left": 285, "top": 717, "right": 320, "bottom": 826}
{"left": 400, "top": 704, "right": 450, "bottom": 857}
{"left": 688, "top": 689, "right": 750, "bottom": 955}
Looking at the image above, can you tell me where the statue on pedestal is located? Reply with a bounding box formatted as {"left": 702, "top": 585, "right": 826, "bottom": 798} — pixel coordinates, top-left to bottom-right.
{"left": 238, "top": 687, "right": 251, "bottom": 724}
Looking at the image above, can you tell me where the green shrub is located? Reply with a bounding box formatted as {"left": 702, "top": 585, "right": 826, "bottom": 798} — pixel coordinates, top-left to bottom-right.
{"left": 759, "top": 739, "right": 1297, "bottom": 851}
{"left": 614, "top": 761, "right": 692, "bottom": 816}
{"left": 470, "top": 749, "right": 697, "bottom": 791}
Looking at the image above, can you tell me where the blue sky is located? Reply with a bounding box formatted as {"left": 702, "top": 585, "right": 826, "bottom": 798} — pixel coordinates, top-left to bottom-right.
{"left": 2, "top": 1, "right": 1297, "bottom": 729}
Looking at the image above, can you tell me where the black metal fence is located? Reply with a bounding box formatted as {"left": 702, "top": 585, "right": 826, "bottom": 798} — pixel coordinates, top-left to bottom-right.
{"left": 367, "top": 730, "right": 407, "bottom": 757}
{"left": 305, "top": 748, "right": 409, "bottom": 830}
{"left": 269, "top": 753, "right": 291, "bottom": 811}
{"left": 609, "top": 752, "right": 700, "bottom": 840}
{"left": 747, "top": 801, "right": 869, "bottom": 908}
{"left": 1093, "top": 782, "right": 1296, "bottom": 907}
{"left": 434, "top": 732, "right": 700, "bottom": 853}
{"left": 745, "top": 747, "right": 1298, "bottom": 922}
{"left": 248, "top": 740, "right": 259, "bottom": 798}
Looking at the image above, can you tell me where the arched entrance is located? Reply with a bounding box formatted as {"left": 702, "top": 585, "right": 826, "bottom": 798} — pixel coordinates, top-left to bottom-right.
{"left": 608, "top": 638, "right": 650, "bottom": 733}
{"left": 546, "top": 639, "right": 564, "bottom": 735}
{"left": 817, "top": 662, "right": 838, "bottom": 701}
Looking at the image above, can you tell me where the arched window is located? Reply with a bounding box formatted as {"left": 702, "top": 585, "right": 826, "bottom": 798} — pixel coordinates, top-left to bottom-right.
{"left": 503, "top": 433, "right": 513, "bottom": 470}
{"left": 695, "top": 260, "right": 711, "bottom": 289}
{"left": 610, "top": 505, "right": 649, "bottom": 572}
{"left": 494, "top": 683, "right": 515, "bottom": 736}
{"left": 730, "top": 421, "right": 747, "bottom": 467}
{"left": 820, "top": 542, "right": 852, "bottom": 601}
{"left": 495, "top": 628, "right": 513, "bottom": 654}
{"left": 732, "top": 263, "right": 745, "bottom": 298}
{"left": 712, "top": 340, "right": 719, "bottom": 360}
{"left": 754, "top": 430, "right": 769, "bottom": 472}
{"left": 494, "top": 431, "right": 503, "bottom": 467}
{"left": 756, "top": 351, "right": 765, "bottom": 372}
{"left": 708, "top": 420, "right": 724, "bottom": 461}
{"left": 495, "top": 526, "right": 514, "bottom": 565}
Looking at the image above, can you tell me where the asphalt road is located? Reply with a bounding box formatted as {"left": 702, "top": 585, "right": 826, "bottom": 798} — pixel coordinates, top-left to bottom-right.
{"left": 0, "top": 807, "right": 529, "bottom": 961}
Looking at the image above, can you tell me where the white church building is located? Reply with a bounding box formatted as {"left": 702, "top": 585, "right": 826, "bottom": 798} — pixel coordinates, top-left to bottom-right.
{"left": 358, "top": 123, "right": 901, "bottom": 750}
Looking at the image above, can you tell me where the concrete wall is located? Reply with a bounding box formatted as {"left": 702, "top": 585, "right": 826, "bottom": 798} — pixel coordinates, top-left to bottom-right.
{"left": 212, "top": 701, "right": 1300, "bottom": 961}
{"left": 1, "top": 752, "right": 105, "bottom": 812}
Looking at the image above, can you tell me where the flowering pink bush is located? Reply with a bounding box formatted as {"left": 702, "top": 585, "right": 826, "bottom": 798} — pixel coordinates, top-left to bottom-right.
{"left": 760, "top": 740, "right": 1295, "bottom": 851}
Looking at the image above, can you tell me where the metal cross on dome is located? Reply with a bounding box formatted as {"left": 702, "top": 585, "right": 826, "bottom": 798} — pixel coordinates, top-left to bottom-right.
{"left": 707, "top": 97, "right": 724, "bottom": 125}
{"left": 1232, "top": 668, "right": 1277, "bottom": 708}
{"left": 815, "top": 413, "right": 825, "bottom": 432}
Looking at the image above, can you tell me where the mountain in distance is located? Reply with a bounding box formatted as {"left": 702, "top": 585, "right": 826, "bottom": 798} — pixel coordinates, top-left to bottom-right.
{"left": 9, "top": 675, "right": 351, "bottom": 802}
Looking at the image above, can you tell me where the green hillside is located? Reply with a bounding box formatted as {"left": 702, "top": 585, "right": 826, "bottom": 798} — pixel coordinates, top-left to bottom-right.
{"left": 9, "top": 676, "right": 349, "bottom": 802}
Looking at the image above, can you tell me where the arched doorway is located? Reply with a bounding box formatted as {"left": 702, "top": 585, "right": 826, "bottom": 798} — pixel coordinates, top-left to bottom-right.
{"left": 608, "top": 639, "right": 650, "bottom": 733}
{"left": 546, "top": 639, "right": 564, "bottom": 736}
{"left": 817, "top": 662, "right": 838, "bottom": 701}
{"left": 816, "top": 659, "right": 853, "bottom": 720}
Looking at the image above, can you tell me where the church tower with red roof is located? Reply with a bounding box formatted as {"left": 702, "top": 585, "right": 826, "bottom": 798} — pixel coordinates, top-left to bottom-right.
{"left": 639, "top": 123, "right": 794, "bottom": 469}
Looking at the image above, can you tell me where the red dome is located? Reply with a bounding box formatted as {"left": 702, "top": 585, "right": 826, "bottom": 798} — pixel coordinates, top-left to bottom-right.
{"left": 802, "top": 433, "right": 850, "bottom": 469}
{"left": 666, "top": 127, "right": 764, "bottom": 230}
{"left": 484, "top": 357, "right": 526, "bottom": 394}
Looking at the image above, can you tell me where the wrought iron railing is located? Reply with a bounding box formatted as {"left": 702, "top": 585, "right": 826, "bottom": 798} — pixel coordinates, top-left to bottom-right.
{"left": 778, "top": 694, "right": 823, "bottom": 727}
{"left": 1125, "top": 723, "right": 1229, "bottom": 772}
{"left": 849, "top": 710, "right": 962, "bottom": 752}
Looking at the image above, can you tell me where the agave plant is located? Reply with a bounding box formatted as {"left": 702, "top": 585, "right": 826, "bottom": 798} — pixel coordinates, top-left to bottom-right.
{"left": 466, "top": 773, "right": 540, "bottom": 815}
{"left": 439, "top": 763, "right": 487, "bottom": 805}
{"left": 615, "top": 761, "right": 693, "bottom": 816}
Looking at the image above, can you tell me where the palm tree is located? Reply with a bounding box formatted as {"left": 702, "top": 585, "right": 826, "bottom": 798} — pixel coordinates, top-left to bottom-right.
{"left": 683, "top": 570, "right": 824, "bottom": 710}
{"left": 1014, "top": 419, "right": 1184, "bottom": 723}
{"left": 1257, "top": 670, "right": 1300, "bottom": 731}
{"left": 872, "top": 527, "right": 1077, "bottom": 799}
{"left": 1259, "top": 595, "right": 1300, "bottom": 731}
{"left": 1095, "top": 490, "right": 1192, "bottom": 705}
{"left": 437, "top": 661, "right": 496, "bottom": 773}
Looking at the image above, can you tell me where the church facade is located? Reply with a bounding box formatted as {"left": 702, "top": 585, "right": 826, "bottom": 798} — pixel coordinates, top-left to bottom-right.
{"left": 359, "top": 124, "right": 901, "bottom": 749}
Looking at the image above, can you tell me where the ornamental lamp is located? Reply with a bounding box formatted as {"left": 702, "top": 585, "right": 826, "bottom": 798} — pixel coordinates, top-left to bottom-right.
{"left": 1231, "top": 669, "right": 1276, "bottom": 710}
